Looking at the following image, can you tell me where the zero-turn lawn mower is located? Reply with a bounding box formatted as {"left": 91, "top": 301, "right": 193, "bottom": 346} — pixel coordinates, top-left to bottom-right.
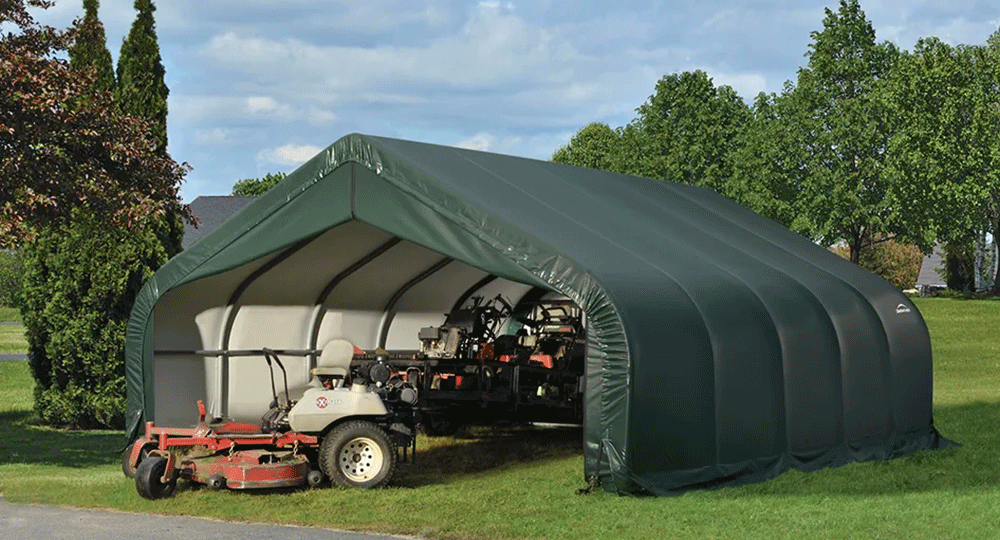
{"left": 121, "top": 340, "right": 417, "bottom": 499}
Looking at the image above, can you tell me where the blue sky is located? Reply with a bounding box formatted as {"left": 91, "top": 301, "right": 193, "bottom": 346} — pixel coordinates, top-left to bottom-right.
{"left": 30, "top": 0, "right": 1000, "bottom": 202}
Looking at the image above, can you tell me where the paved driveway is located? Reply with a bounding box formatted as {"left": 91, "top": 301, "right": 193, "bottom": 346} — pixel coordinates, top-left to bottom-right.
{"left": 0, "top": 498, "right": 411, "bottom": 540}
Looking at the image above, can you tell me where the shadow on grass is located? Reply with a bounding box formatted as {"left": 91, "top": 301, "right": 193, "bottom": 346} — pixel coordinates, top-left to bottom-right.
{"left": 164, "top": 423, "right": 583, "bottom": 496}
{"left": 6, "top": 399, "right": 993, "bottom": 497}
{"left": 395, "top": 424, "right": 584, "bottom": 487}
{"left": 0, "top": 410, "right": 121, "bottom": 468}
{"left": 715, "top": 400, "right": 999, "bottom": 497}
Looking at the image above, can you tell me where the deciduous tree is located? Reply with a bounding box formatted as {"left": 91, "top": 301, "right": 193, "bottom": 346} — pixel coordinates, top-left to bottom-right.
{"left": 551, "top": 123, "right": 623, "bottom": 172}
{"left": 619, "top": 70, "right": 750, "bottom": 194}
{"left": 787, "top": 0, "right": 901, "bottom": 263}
{"left": 231, "top": 172, "right": 288, "bottom": 196}
{"left": 0, "top": 0, "right": 187, "bottom": 248}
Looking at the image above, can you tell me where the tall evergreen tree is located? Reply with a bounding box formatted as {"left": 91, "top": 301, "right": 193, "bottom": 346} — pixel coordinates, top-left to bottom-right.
{"left": 116, "top": 0, "right": 169, "bottom": 152}
{"left": 68, "top": 0, "right": 114, "bottom": 93}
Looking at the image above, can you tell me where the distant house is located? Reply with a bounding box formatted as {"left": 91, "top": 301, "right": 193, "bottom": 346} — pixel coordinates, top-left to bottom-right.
{"left": 915, "top": 246, "right": 945, "bottom": 291}
{"left": 182, "top": 196, "right": 256, "bottom": 250}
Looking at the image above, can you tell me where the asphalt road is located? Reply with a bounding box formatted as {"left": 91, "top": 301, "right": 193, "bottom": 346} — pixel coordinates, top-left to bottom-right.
{"left": 0, "top": 497, "right": 412, "bottom": 540}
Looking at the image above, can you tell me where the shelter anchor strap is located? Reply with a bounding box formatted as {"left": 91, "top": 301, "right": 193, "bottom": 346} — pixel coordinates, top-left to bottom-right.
{"left": 576, "top": 441, "right": 604, "bottom": 495}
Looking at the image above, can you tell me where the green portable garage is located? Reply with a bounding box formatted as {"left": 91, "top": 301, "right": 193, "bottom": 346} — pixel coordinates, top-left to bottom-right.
{"left": 125, "top": 133, "right": 951, "bottom": 495}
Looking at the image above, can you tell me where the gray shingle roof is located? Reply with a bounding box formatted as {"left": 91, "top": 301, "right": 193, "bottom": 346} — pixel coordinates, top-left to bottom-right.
{"left": 182, "top": 196, "right": 256, "bottom": 250}
{"left": 915, "top": 245, "right": 945, "bottom": 288}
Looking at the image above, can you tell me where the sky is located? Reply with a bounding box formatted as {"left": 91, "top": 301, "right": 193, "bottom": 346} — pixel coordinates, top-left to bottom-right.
{"left": 27, "top": 0, "right": 1000, "bottom": 202}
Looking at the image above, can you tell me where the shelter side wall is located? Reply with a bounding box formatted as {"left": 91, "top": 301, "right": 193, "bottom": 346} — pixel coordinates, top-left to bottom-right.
{"left": 662, "top": 186, "right": 917, "bottom": 441}
{"left": 151, "top": 257, "right": 270, "bottom": 423}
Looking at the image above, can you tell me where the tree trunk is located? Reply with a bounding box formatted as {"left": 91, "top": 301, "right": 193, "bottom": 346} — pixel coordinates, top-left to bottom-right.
{"left": 992, "top": 224, "right": 1000, "bottom": 295}
{"left": 850, "top": 240, "right": 862, "bottom": 264}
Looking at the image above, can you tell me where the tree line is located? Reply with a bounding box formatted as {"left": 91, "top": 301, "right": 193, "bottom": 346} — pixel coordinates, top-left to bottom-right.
{"left": 553, "top": 0, "right": 1000, "bottom": 292}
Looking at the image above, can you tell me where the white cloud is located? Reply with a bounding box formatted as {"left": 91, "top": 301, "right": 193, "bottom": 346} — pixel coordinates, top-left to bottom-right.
{"left": 256, "top": 144, "right": 324, "bottom": 167}
{"left": 172, "top": 95, "right": 334, "bottom": 125}
{"left": 195, "top": 128, "right": 235, "bottom": 145}
{"left": 710, "top": 72, "right": 769, "bottom": 100}
{"left": 452, "top": 132, "right": 570, "bottom": 160}
{"left": 198, "top": 2, "right": 584, "bottom": 92}
{"left": 455, "top": 133, "right": 496, "bottom": 151}
{"left": 34, "top": 0, "right": 1000, "bottom": 202}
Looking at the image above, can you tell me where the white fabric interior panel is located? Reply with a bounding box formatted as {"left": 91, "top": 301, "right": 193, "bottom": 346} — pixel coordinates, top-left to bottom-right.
{"left": 382, "top": 262, "right": 486, "bottom": 348}
{"left": 152, "top": 257, "right": 268, "bottom": 350}
{"left": 240, "top": 221, "right": 394, "bottom": 306}
{"left": 229, "top": 306, "right": 314, "bottom": 350}
{"left": 384, "top": 312, "right": 446, "bottom": 349}
{"left": 334, "top": 310, "right": 386, "bottom": 350}
{"left": 471, "top": 278, "right": 536, "bottom": 335}
{"left": 152, "top": 354, "right": 206, "bottom": 426}
{"left": 324, "top": 240, "right": 445, "bottom": 309}
{"left": 392, "top": 261, "right": 487, "bottom": 311}
{"left": 316, "top": 240, "right": 447, "bottom": 348}
{"left": 226, "top": 354, "right": 310, "bottom": 423}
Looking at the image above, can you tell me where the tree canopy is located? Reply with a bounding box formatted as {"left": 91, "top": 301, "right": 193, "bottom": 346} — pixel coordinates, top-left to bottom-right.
{"left": 620, "top": 70, "right": 751, "bottom": 193}
{"left": 232, "top": 172, "right": 288, "bottom": 196}
{"left": 552, "top": 123, "right": 622, "bottom": 172}
{"left": 786, "top": 0, "right": 901, "bottom": 262}
{"left": 68, "top": 0, "right": 114, "bottom": 93}
{"left": 552, "top": 0, "right": 1000, "bottom": 289}
{"left": 0, "top": 0, "right": 187, "bottom": 249}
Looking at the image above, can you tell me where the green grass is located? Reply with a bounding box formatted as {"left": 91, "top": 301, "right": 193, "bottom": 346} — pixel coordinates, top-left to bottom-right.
{"left": 1, "top": 297, "right": 998, "bottom": 539}
{"left": 0, "top": 306, "right": 21, "bottom": 322}
{"left": 0, "top": 323, "right": 27, "bottom": 353}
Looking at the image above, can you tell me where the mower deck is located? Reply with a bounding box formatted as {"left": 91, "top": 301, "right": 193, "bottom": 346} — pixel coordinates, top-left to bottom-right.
{"left": 182, "top": 450, "right": 311, "bottom": 489}
{"left": 125, "top": 400, "right": 320, "bottom": 494}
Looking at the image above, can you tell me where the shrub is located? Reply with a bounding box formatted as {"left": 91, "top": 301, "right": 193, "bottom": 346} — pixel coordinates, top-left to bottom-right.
{"left": 830, "top": 238, "right": 924, "bottom": 290}
{"left": 18, "top": 211, "right": 181, "bottom": 429}
{"left": 941, "top": 241, "right": 976, "bottom": 293}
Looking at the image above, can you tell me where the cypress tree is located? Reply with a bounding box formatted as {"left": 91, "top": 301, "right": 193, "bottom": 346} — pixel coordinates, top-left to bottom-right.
{"left": 115, "top": 0, "right": 169, "bottom": 152}
{"left": 68, "top": 0, "right": 114, "bottom": 93}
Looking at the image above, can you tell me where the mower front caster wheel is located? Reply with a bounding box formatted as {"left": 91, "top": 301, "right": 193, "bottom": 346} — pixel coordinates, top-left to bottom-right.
{"left": 206, "top": 474, "right": 226, "bottom": 490}
{"left": 319, "top": 421, "right": 396, "bottom": 489}
{"left": 121, "top": 441, "right": 151, "bottom": 479}
{"left": 135, "top": 456, "right": 176, "bottom": 500}
{"left": 306, "top": 469, "right": 324, "bottom": 487}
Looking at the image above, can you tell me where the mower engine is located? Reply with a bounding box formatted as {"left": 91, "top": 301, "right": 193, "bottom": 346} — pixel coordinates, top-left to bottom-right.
{"left": 419, "top": 295, "right": 512, "bottom": 358}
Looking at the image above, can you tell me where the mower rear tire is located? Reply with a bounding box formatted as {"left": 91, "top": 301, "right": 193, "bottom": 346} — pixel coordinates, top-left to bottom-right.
{"left": 135, "top": 456, "right": 176, "bottom": 500}
{"left": 320, "top": 421, "right": 396, "bottom": 489}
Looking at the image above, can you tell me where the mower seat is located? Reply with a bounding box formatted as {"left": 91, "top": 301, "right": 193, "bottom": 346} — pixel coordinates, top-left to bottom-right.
{"left": 311, "top": 339, "right": 354, "bottom": 388}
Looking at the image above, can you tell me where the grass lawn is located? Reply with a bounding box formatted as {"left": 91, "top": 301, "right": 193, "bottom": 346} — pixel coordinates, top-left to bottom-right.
{"left": 1, "top": 297, "right": 998, "bottom": 539}
{"left": 0, "top": 306, "right": 21, "bottom": 322}
{"left": 0, "top": 323, "right": 27, "bottom": 353}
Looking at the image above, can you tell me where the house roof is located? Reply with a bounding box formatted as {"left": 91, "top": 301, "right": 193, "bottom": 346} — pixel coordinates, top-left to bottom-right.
{"left": 916, "top": 246, "right": 946, "bottom": 288}
{"left": 182, "top": 196, "right": 257, "bottom": 250}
